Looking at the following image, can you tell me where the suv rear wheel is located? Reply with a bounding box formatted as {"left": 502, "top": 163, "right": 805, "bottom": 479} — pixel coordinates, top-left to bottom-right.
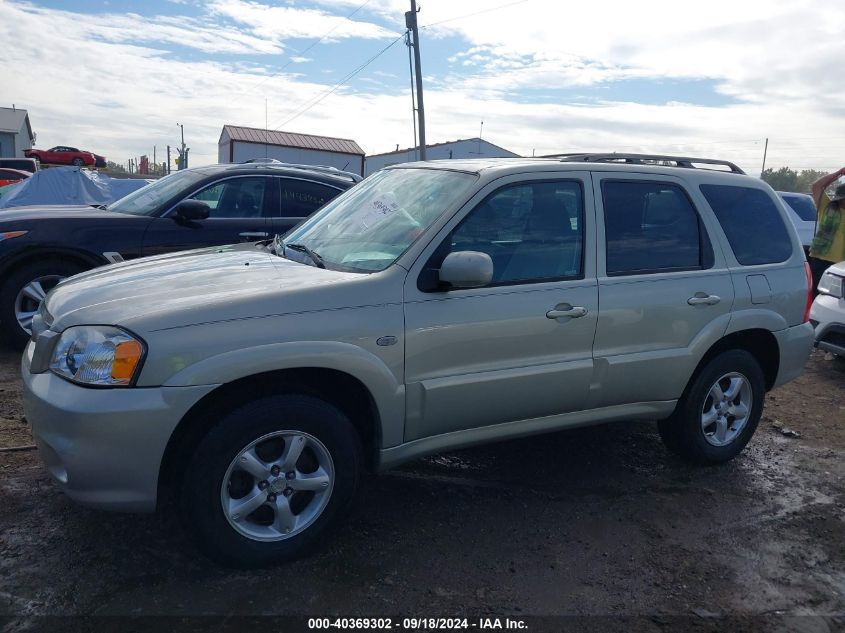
{"left": 658, "top": 350, "right": 765, "bottom": 464}
{"left": 181, "top": 394, "right": 362, "bottom": 568}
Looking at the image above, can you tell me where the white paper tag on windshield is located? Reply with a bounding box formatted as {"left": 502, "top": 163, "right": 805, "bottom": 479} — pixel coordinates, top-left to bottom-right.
{"left": 356, "top": 193, "right": 401, "bottom": 229}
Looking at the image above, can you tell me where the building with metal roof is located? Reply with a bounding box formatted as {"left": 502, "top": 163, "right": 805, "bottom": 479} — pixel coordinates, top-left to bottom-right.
{"left": 365, "top": 138, "right": 519, "bottom": 176}
{"left": 0, "top": 106, "right": 35, "bottom": 158}
{"left": 218, "top": 125, "right": 365, "bottom": 175}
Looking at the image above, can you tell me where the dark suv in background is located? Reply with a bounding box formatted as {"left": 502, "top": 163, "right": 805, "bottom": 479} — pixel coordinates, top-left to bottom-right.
{"left": 0, "top": 162, "right": 360, "bottom": 347}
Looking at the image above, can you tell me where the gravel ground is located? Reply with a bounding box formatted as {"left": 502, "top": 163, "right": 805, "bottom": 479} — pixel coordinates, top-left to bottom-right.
{"left": 1, "top": 349, "right": 843, "bottom": 632}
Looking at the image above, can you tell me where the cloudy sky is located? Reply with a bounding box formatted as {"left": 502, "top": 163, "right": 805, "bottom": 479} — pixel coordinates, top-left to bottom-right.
{"left": 3, "top": 0, "right": 844, "bottom": 173}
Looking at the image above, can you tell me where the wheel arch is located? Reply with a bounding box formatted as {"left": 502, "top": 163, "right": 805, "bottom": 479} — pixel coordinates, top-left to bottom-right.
{"left": 690, "top": 328, "right": 780, "bottom": 393}
{"left": 157, "top": 367, "right": 383, "bottom": 511}
{"left": 0, "top": 246, "right": 104, "bottom": 280}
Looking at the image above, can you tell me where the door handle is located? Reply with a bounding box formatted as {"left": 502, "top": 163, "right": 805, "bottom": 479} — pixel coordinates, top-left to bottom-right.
{"left": 687, "top": 293, "right": 721, "bottom": 306}
{"left": 239, "top": 231, "right": 269, "bottom": 241}
{"left": 546, "top": 306, "right": 588, "bottom": 319}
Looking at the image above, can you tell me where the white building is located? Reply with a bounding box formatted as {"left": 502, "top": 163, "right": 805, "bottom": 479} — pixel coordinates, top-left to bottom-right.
{"left": 365, "top": 138, "right": 519, "bottom": 176}
{"left": 218, "top": 125, "right": 365, "bottom": 175}
{"left": 0, "top": 106, "right": 35, "bottom": 158}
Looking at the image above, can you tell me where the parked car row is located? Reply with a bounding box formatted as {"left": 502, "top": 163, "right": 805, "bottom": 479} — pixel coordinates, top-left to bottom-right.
{"left": 24, "top": 146, "right": 106, "bottom": 167}
{"left": 0, "top": 162, "right": 360, "bottom": 347}
{"left": 20, "top": 154, "right": 816, "bottom": 567}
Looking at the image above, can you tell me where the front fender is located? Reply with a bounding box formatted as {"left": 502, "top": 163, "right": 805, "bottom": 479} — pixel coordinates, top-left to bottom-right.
{"left": 162, "top": 340, "right": 405, "bottom": 447}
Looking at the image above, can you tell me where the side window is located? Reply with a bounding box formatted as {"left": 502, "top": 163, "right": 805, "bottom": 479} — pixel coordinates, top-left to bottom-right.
{"left": 700, "top": 185, "right": 793, "bottom": 265}
{"left": 279, "top": 179, "right": 340, "bottom": 218}
{"left": 190, "top": 177, "right": 268, "bottom": 218}
{"left": 603, "top": 181, "right": 705, "bottom": 275}
{"left": 447, "top": 180, "right": 584, "bottom": 284}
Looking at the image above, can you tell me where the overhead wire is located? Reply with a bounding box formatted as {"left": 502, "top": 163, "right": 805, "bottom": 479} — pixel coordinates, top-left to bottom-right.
{"left": 242, "top": 0, "right": 376, "bottom": 99}
{"left": 264, "top": 0, "right": 536, "bottom": 130}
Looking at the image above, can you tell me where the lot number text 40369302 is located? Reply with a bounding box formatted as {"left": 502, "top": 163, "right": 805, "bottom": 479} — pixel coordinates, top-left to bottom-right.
{"left": 307, "top": 617, "right": 528, "bottom": 630}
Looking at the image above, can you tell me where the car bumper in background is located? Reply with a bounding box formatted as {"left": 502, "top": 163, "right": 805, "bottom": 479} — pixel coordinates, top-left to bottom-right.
{"left": 21, "top": 344, "right": 216, "bottom": 512}
{"left": 810, "top": 294, "right": 845, "bottom": 356}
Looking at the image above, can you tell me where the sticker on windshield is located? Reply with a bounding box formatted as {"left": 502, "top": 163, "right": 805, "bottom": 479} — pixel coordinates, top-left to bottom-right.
{"left": 355, "top": 193, "right": 401, "bottom": 229}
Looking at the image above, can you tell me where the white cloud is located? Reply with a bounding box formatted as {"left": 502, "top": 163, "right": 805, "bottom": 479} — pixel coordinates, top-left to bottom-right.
{"left": 208, "top": 0, "right": 396, "bottom": 42}
{"left": 1, "top": 0, "right": 843, "bottom": 174}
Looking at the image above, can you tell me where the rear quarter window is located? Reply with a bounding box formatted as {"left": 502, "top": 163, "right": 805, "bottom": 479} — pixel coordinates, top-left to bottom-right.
{"left": 700, "top": 184, "right": 793, "bottom": 265}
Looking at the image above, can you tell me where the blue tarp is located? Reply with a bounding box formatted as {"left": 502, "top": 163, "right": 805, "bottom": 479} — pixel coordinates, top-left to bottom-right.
{"left": 0, "top": 167, "right": 153, "bottom": 209}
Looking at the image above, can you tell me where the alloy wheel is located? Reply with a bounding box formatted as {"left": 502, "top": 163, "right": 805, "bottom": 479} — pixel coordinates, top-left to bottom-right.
{"left": 220, "top": 431, "right": 335, "bottom": 542}
{"left": 700, "top": 371, "right": 753, "bottom": 447}
{"left": 14, "top": 275, "right": 64, "bottom": 334}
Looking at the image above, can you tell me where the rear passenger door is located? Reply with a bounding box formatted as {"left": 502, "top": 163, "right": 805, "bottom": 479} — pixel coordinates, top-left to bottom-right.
{"left": 269, "top": 178, "right": 345, "bottom": 236}
{"left": 589, "top": 173, "right": 735, "bottom": 408}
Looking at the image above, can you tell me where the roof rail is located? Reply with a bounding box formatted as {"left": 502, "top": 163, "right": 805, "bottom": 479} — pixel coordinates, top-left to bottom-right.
{"left": 545, "top": 152, "right": 746, "bottom": 175}
{"left": 238, "top": 159, "right": 363, "bottom": 182}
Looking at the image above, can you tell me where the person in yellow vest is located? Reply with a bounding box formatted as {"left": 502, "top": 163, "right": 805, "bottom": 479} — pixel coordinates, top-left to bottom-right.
{"left": 808, "top": 167, "right": 845, "bottom": 290}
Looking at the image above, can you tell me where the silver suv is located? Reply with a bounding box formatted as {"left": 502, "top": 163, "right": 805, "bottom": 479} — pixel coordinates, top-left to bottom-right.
{"left": 22, "top": 154, "right": 814, "bottom": 567}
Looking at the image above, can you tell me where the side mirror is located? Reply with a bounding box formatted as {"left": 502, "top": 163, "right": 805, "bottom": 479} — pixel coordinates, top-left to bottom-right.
{"left": 173, "top": 199, "right": 210, "bottom": 221}
{"left": 438, "top": 251, "right": 494, "bottom": 289}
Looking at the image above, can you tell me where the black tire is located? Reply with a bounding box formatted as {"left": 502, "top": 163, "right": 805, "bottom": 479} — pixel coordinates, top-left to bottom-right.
{"left": 181, "top": 394, "right": 363, "bottom": 568}
{"left": 71, "top": 157, "right": 84, "bottom": 167}
{"left": 658, "top": 350, "right": 765, "bottom": 464}
{"left": 0, "top": 259, "right": 84, "bottom": 349}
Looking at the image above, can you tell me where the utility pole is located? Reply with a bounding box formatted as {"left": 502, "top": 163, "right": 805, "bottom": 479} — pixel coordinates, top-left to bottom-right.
{"left": 177, "top": 123, "right": 187, "bottom": 170}
{"left": 760, "top": 137, "right": 769, "bottom": 177}
{"left": 166, "top": 145, "right": 171, "bottom": 174}
{"left": 153, "top": 145, "right": 156, "bottom": 174}
{"left": 405, "top": 1, "right": 426, "bottom": 160}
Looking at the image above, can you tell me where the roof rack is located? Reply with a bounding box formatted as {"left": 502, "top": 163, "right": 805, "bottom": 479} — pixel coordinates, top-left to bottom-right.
{"left": 238, "top": 159, "right": 363, "bottom": 183}
{"left": 545, "top": 152, "right": 745, "bottom": 175}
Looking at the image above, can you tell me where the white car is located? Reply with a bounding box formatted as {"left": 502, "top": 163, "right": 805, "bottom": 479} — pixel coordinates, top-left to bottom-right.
{"left": 778, "top": 191, "right": 817, "bottom": 252}
{"left": 810, "top": 261, "right": 845, "bottom": 357}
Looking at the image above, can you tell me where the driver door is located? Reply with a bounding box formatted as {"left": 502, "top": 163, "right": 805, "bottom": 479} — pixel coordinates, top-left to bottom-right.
{"left": 141, "top": 176, "right": 273, "bottom": 255}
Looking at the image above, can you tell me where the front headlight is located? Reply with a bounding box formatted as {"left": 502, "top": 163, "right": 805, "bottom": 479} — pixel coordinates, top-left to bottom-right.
{"left": 818, "top": 272, "right": 844, "bottom": 299}
{"left": 49, "top": 326, "right": 145, "bottom": 386}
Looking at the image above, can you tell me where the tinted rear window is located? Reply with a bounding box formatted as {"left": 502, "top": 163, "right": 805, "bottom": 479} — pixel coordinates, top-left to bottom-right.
{"left": 700, "top": 185, "right": 793, "bottom": 265}
{"left": 780, "top": 193, "right": 817, "bottom": 222}
{"left": 602, "top": 181, "right": 708, "bottom": 275}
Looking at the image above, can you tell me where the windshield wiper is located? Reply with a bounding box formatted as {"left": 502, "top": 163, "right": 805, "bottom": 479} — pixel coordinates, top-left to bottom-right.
{"left": 284, "top": 242, "right": 326, "bottom": 269}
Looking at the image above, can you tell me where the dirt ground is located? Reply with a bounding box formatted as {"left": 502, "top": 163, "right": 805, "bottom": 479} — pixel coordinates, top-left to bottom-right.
{"left": 1, "top": 349, "right": 844, "bottom": 632}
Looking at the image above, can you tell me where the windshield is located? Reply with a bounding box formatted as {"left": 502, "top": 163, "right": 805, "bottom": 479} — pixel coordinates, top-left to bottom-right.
{"left": 281, "top": 168, "right": 478, "bottom": 272}
{"left": 107, "top": 170, "right": 208, "bottom": 216}
{"left": 780, "top": 193, "right": 817, "bottom": 222}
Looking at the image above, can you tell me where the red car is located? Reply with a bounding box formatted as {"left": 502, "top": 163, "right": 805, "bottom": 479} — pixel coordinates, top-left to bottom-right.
{"left": 0, "top": 168, "right": 31, "bottom": 187}
{"left": 25, "top": 146, "right": 98, "bottom": 167}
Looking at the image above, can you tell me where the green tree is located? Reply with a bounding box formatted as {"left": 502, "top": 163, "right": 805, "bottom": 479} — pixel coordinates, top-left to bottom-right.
{"left": 105, "top": 160, "right": 127, "bottom": 173}
{"left": 795, "top": 169, "right": 827, "bottom": 194}
{"left": 761, "top": 167, "right": 828, "bottom": 193}
{"left": 761, "top": 167, "right": 798, "bottom": 191}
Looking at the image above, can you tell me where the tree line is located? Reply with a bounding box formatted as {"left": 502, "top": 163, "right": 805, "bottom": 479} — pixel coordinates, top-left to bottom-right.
{"left": 761, "top": 167, "right": 827, "bottom": 194}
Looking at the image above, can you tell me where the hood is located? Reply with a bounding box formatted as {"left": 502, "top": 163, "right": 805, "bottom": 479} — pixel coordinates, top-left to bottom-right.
{"left": 0, "top": 205, "right": 111, "bottom": 222}
{"left": 45, "top": 244, "right": 378, "bottom": 334}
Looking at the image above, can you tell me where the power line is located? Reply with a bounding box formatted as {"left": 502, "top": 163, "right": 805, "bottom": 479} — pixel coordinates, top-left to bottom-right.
{"left": 268, "top": 0, "right": 530, "bottom": 130}
{"left": 269, "top": 34, "right": 405, "bottom": 130}
{"left": 419, "top": 0, "right": 531, "bottom": 29}
{"left": 243, "top": 0, "right": 376, "bottom": 99}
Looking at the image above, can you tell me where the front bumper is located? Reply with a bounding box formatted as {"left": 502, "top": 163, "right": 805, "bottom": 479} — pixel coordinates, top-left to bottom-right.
{"left": 810, "top": 294, "right": 845, "bottom": 356}
{"left": 22, "top": 344, "right": 216, "bottom": 512}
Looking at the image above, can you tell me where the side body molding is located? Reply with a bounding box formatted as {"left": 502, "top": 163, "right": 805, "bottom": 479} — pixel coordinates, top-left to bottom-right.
{"left": 162, "top": 341, "right": 406, "bottom": 448}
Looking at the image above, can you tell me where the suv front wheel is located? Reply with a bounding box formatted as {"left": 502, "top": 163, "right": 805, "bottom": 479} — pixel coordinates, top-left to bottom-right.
{"left": 182, "top": 394, "right": 362, "bottom": 568}
{"left": 658, "top": 350, "right": 765, "bottom": 464}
